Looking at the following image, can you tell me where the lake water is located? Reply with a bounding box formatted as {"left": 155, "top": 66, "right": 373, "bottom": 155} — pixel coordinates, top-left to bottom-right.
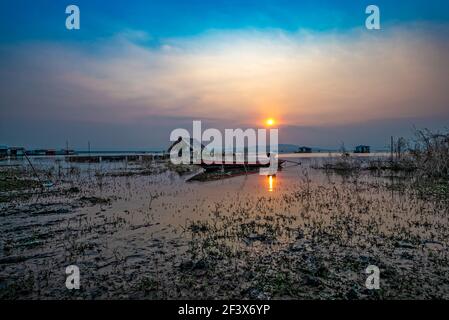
{"left": 1, "top": 153, "right": 448, "bottom": 299}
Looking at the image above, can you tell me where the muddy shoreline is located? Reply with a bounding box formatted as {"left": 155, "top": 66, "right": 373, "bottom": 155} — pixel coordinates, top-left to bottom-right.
{"left": 1, "top": 156, "right": 448, "bottom": 299}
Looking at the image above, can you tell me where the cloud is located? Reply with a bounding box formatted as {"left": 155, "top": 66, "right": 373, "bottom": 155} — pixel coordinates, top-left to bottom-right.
{"left": 1, "top": 24, "right": 449, "bottom": 147}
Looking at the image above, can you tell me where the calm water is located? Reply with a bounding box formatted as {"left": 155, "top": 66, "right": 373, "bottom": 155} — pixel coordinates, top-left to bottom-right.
{"left": 1, "top": 152, "right": 448, "bottom": 299}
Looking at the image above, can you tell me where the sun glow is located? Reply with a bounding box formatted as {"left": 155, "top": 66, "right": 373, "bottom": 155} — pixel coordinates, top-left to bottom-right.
{"left": 266, "top": 118, "right": 275, "bottom": 126}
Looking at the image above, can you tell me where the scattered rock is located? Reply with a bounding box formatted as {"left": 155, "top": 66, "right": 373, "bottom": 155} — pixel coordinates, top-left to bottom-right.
{"left": 422, "top": 240, "right": 444, "bottom": 251}
{"left": 79, "top": 196, "right": 111, "bottom": 205}
{"left": 346, "top": 287, "right": 359, "bottom": 300}
{"left": 303, "top": 275, "right": 321, "bottom": 287}
{"left": 248, "top": 288, "right": 270, "bottom": 300}
{"left": 395, "top": 241, "right": 415, "bottom": 249}
{"left": 179, "top": 259, "right": 208, "bottom": 272}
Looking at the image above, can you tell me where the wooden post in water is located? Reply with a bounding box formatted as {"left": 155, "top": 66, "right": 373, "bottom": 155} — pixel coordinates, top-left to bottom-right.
{"left": 390, "top": 136, "right": 394, "bottom": 162}
{"left": 23, "top": 153, "right": 44, "bottom": 190}
{"left": 66, "top": 140, "right": 70, "bottom": 176}
{"left": 87, "top": 141, "right": 91, "bottom": 177}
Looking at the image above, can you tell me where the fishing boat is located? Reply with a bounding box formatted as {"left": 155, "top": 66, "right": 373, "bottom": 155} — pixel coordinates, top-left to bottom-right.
{"left": 199, "top": 159, "right": 286, "bottom": 172}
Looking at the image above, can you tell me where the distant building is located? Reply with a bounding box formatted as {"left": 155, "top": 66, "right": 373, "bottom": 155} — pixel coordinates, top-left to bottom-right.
{"left": 28, "top": 149, "right": 56, "bottom": 156}
{"left": 56, "top": 149, "right": 76, "bottom": 155}
{"left": 296, "top": 146, "right": 312, "bottom": 153}
{"left": 26, "top": 149, "right": 45, "bottom": 156}
{"left": 45, "top": 149, "right": 56, "bottom": 156}
{"left": 354, "top": 145, "right": 370, "bottom": 153}
{"left": 0, "top": 145, "right": 8, "bottom": 158}
{"left": 9, "top": 147, "right": 25, "bottom": 157}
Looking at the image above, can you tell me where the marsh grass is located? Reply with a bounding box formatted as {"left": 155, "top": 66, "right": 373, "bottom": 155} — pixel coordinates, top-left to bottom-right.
{"left": 1, "top": 154, "right": 449, "bottom": 299}
{"left": 175, "top": 174, "right": 449, "bottom": 299}
{"left": 411, "top": 129, "right": 449, "bottom": 179}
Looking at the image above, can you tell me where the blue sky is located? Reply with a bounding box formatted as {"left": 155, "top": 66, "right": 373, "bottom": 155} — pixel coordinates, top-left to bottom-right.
{"left": 1, "top": 1, "right": 449, "bottom": 150}
{"left": 2, "top": 0, "right": 449, "bottom": 42}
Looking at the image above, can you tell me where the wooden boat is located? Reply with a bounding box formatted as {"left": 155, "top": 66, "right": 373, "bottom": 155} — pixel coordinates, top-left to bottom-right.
{"left": 200, "top": 159, "right": 286, "bottom": 172}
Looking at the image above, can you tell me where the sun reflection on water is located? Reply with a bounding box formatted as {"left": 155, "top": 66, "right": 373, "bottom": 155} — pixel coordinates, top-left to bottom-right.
{"left": 268, "top": 175, "right": 276, "bottom": 192}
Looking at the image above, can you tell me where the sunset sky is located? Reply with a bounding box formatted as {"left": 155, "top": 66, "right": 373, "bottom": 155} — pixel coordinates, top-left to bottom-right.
{"left": 1, "top": 0, "right": 449, "bottom": 150}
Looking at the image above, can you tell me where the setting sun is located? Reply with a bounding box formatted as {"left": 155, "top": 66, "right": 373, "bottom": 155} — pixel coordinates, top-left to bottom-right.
{"left": 266, "top": 118, "right": 275, "bottom": 126}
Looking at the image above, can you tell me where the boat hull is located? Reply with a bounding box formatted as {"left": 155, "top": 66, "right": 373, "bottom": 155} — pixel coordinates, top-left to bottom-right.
{"left": 200, "top": 160, "right": 285, "bottom": 172}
